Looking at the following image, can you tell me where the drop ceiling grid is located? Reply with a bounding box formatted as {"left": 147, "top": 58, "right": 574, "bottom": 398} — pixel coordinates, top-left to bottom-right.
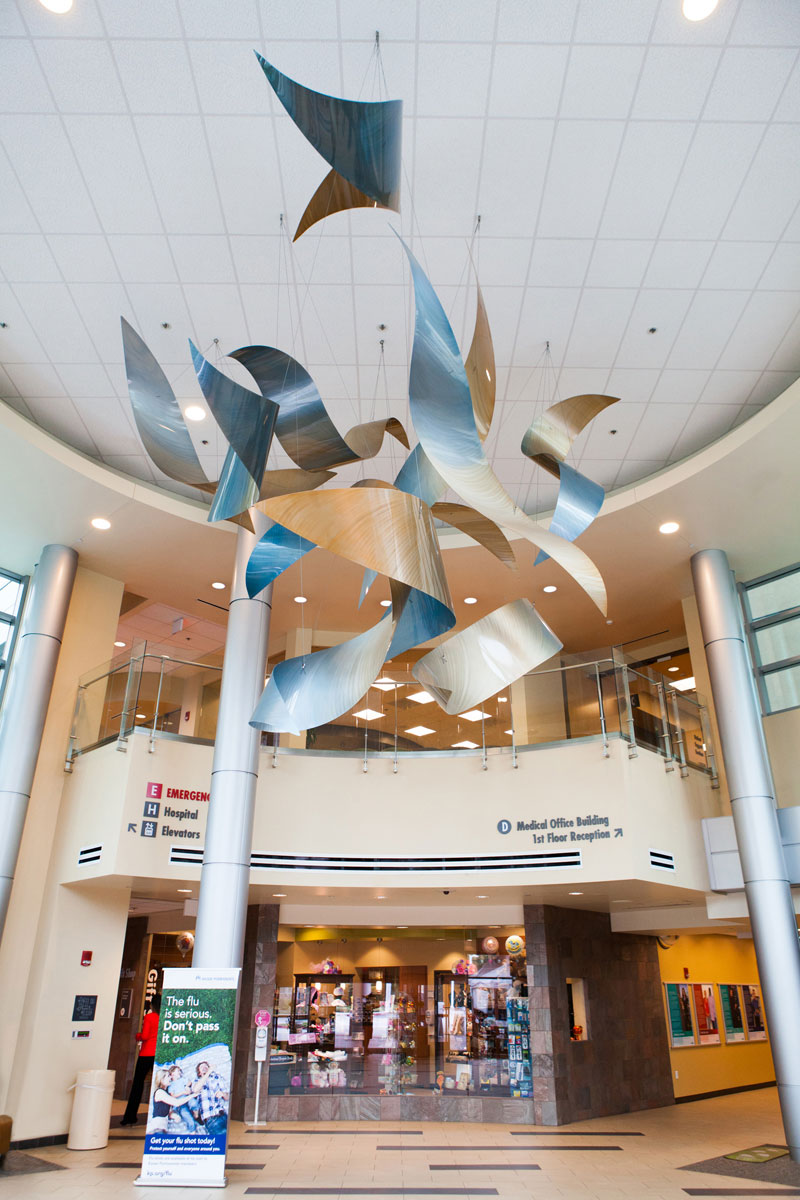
{"left": 0, "top": 0, "right": 797, "bottom": 501}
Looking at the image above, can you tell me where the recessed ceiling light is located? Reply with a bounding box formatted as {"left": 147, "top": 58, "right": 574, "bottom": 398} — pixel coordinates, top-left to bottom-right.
{"left": 375, "top": 676, "right": 395, "bottom": 684}
{"left": 452, "top": 740, "right": 479, "bottom": 749}
{"left": 272, "top": 893, "right": 287, "bottom": 898}
{"left": 91, "top": 517, "right": 111, "bottom": 530}
{"left": 294, "top": 595, "right": 307, "bottom": 604}
{"left": 476, "top": 895, "right": 488, "bottom": 899}
{"left": 659, "top": 521, "right": 680, "bottom": 535}
{"left": 682, "top": 0, "right": 719, "bottom": 19}
{"left": 405, "top": 725, "right": 435, "bottom": 736}
{"left": 668, "top": 666, "right": 680, "bottom": 673}
{"left": 459, "top": 709, "right": 490, "bottom": 722}
{"left": 377, "top": 895, "right": 386, "bottom": 900}
{"left": 380, "top": 599, "right": 392, "bottom": 607}
{"left": 543, "top": 585, "right": 557, "bottom": 594}
{"left": 184, "top": 405, "right": 206, "bottom": 421}
{"left": 114, "top": 641, "right": 126, "bottom": 648}
{"left": 38, "top": 0, "right": 73, "bottom": 12}
{"left": 372, "top": 681, "right": 398, "bottom": 692}
{"left": 211, "top": 581, "right": 226, "bottom": 590}
{"left": 504, "top": 729, "right": 513, "bottom": 735}
{"left": 135, "top": 713, "right": 147, "bottom": 720}
{"left": 464, "top": 597, "right": 478, "bottom": 605}
{"left": 408, "top": 690, "right": 434, "bottom": 704}
{"left": 354, "top": 708, "right": 383, "bottom": 721}
{"left": 498, "top": 696, "right": 508, "bottom": 703}
{"left": 177, "top": 889, "right": 192, "bottom": 894}
{"left": 397, "top": 925, "right": 408, "bottom": 929}
{"left": 671, "top": 676, "right": 696, "bottom": 692}
{"left": 569, "top": 892, "right": 583, "bottom": 896}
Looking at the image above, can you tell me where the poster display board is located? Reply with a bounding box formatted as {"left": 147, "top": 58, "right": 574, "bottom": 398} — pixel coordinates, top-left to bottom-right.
{"left": 742, "top": 984, "right": 767, "bottom": 1041}
{"left": 719, "top": 984, "right": 747, "bottom": 1043}
{"left": 137, "top": 967, "right": 240, "bottom": 1189}
{"left": 691, "top": 983, "right": 721, "bottom": 1045}
{"left": 664, "top": 983, "right": 696, "bottom": 1047}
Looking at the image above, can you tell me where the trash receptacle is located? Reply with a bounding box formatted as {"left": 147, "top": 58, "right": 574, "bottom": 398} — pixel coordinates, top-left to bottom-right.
{"left": 67, "top": 1069, "right": 115, "bottom": 1151}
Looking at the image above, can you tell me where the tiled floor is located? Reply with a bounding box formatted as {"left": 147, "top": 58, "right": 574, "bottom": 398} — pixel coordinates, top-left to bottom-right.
{"left": 2, "top": 1088, "right": 797, "bottom": 1200}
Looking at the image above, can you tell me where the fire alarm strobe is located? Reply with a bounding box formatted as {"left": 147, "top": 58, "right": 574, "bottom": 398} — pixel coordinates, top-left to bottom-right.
{"left": 81, "top": 950, "right": 93, "bottom": 967}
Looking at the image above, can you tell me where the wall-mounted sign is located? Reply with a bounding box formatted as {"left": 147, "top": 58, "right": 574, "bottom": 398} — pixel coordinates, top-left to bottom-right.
{"left": 119, "top": 988, "right": 133, "bottom": 1020}
{"left": 691, "top": 983, "right": 721, "bottom": 1045}
{"left": 72, "top": 994, "right": 97, "bottom": 1022}
{"left": 719, "top": 984, "right": 746, "bottom": 1042}
{"left": 664, "top": 983, "right": 695, "bottom": 1047}
{"left": 742, "top": 984, "right": 767, "bottom": 1041}
{"left": 254, "top": 1010, "right": 271, "bottom": 1027}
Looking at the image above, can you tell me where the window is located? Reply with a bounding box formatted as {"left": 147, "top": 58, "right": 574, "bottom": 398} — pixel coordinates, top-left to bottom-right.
{"left": 742, "top": 563, "right": 800, "bottom": 715}
{"left": 0, "top": 568, "right": 28, "bottom": 709}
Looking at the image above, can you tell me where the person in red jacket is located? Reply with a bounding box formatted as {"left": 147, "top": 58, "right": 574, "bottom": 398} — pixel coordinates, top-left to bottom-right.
{"left": 120, "top": 994, "right": 161, "bottom": 1127}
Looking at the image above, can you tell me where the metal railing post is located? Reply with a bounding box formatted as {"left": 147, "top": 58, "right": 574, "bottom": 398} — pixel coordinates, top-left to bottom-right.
{"left": 698, "top": 703, "right": 721, "bottom": 789}
{"left": 64, "top": 683, "right": 85, "bottom": 773}
{"left": 619, "top": 662, "right": 638, "bottom": 759}
{"left": 656, "top": 681, "right": 675, "bottom": 771}
{"left": 149, "top": 658, "right": 165, "bottom": 754}
{"left": 117, "top": 645, "right": 144, "bottom": 753}
{"left": 481, "top": 713, "right": 488, "bottom": 771}
{"left": 669, "top": 691, "right": 689, "bottom": 779}
{"left": 594, "top": 665, "right": 609, "bottom": 759}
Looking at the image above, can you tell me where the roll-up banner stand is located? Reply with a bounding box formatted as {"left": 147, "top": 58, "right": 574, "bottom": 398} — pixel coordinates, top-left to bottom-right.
{"left": 136, "top": 967, "right": 240, "bottom": 1188}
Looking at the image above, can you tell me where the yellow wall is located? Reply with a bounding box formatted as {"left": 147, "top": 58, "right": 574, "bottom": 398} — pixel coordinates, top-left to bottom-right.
{"left": 658, "top": 933, "right": 774, "bottom": 1099}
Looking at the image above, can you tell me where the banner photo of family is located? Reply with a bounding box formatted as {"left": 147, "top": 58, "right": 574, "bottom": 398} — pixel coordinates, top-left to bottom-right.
{"left": 137, "top": 966, "right": 240, "bottom": 1188}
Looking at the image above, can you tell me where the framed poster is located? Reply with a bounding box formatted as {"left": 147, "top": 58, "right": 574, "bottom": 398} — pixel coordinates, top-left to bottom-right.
{"left": 719, "top": 984, "right": 746, "bottom": 1042}
{"left": 742, "top": 984, "right": 767, "bottom": 1040}
{"left": 664, "top": 983, "right": 696, "bottom": 1047}
{"left": 691, "top": 983, "right": 721, "bottom": 1045}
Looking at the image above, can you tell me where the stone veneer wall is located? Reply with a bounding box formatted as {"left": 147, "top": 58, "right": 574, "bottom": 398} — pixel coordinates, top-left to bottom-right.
{"left": 523, "top": 903, "right": 674, "bottom": 1124}
{"left": 231, "top": 902, "right": 280, "bottom": 1122}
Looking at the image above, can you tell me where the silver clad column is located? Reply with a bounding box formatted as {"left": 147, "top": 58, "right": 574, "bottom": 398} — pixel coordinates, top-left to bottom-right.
{"left": 193, "top": 524, "right": 271, "bottom": 969}
{"left": 692, "top": 548, "right": 800, "bottom": 1161}
{"left": 0, "top": 544, "right": 78, "bottom": 944}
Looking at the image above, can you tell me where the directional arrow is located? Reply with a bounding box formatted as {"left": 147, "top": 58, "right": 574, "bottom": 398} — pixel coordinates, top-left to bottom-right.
{"left": 127, "top": 823, "right": 137, "bottom": 833}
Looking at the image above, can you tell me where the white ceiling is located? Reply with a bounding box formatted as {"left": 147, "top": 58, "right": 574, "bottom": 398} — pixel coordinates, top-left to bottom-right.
{"left": 0, "top": 0, "right": 799, "bottom": 510}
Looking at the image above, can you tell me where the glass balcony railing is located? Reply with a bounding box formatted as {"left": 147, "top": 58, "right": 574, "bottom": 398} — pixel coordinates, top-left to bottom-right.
{"left": 66, "top": 642, "right": 717, "bottom": 784}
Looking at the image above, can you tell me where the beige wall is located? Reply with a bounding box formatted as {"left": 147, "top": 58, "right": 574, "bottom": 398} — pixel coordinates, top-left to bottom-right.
{"left": 764, "top": 707, "right": 800, "bottom": 808}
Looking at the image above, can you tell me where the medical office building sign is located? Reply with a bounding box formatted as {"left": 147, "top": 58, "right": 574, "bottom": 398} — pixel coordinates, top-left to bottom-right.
{"left": 137, "top": 966, "right": 240, "bottom": 1188}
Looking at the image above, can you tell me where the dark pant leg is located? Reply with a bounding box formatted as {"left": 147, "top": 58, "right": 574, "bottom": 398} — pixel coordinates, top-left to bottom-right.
{"left": 122, "top": 1055, "right": 154, "bottom": 1123}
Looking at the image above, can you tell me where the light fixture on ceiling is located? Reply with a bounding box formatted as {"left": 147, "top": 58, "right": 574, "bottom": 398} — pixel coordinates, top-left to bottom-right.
{"left": 659, "top": 521, "right": 680, "bottom": 534}
{"left": 459, "top": 709, "right": 490, "bottom": 722}
{"left": 135, "top": 712, "right": 147, "bottom": 720}
{"left": 272, "top": 893, "right": 287, "bottom": 898}
{"left": 543, "top": 585, "right": 557, "bottom": 594}
{"left": 668, "top": 666, "right": 680, "bottom": 672}
{"left": 671, "top": 676, "right": 697, "bottom": 692}
{"left": 476, "top": 894, "right": 488, "bottom": 899}
{"left": 114, "top": 641, "right": 126, "bottom": 648}
{"left": 405, "top": 725, "right": 435, "bottom": 737}
{"left": 380, "top": 599, "right": 392, "bottom": 607}
{"left": 184, "top": 405, "right": 206, "bottom": 421}
{"left": 91, "top": 517, "right": 111, "bottom": 530}
{"left": 37, "top": 0, "right": 73, "bottom": 12}
{"left": 372, "top": 680, "right": 398, "bottom": 691}
{"left": 452, "top": 740, "right": 479, "bottom": 749}
{"left": 682, "top": 0, "right": 719, "bottom": 20}
{"left": 498, "top": 696, "right": 508, "bottom": 703}
{"left": 569, "top": 891, "right": 584, "bottom": 896}
{"left": 408, "top": 690, "right": 434, "bottom": 704}
{"left": 353, "top": 708, "right": 383, "bottom": 721}
{"left": 177, "top": 889, "right": 192, "bottom": 894}
{"left": 211, "top": 581, "right": 226, "bottom": 590}
{"left": 504, "top": 729, "right": 513, "bottom": 735}
{"left": 294, "top": 595, "right": 308, "bottom": 604}
{"left": 464, "top": 596, "right": 478, "bottom": 605}
{"left": 377, "top": 895, "right": 386, "bottom": 900}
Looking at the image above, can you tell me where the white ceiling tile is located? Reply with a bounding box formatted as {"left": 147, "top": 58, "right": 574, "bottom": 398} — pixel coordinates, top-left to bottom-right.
{"left": 575, "top": 400, "right": 646, "bottom": 460}
{"left": 667, "top": 291, "right": 750, "bottom": 369}
{"left": 552, "top": 366, "right": 612, "bottom": 399}
{"left": 561, "top": 46, "right": 645, "bottom": 120}
{"left": 47, "top": 234, "right": 119, "bottom": 283}
{"left": 700, "top": 241, "right": 774, "bottom": 290}
{"left": 0, "top": 234, "right": 59, "bottom": 281}
{"left": 747, "top": 369, "right": 799, "bottom": 404}
{"left": 58, "top": 363, "right": 118, "bottom": 399}
{"left": 516, "top": 287, "right": 581, "bottom": 364}
{"left": 292, "top": 234, "right": 357, "bottom": 287}
{"left": 65, "top": 115, "right": 162, "bottom": 234}
{"left": 472, "top": 238, "right": 540, "bottom": 289}
{"left": 605, "top": 368, "right": 660, "bottom": 403}
{"left": 107, "top": 235, "right": 178, "bottom": 283}
{"left": 418, "top": 0, "right": 497, "bottom": 41}
{"left": 169, "top": 236, "right": 237, "bottom": 284}
{"left": 0, "top": 291, "right": 50, "bottom": 364}
{"left": 0, "top": 37, "right": 54, "bottom": 113}
{"left": 716, "top": 290, "right": 800, "bottom": 370}
{"left": 66, "top": 282, "right": 136, "bottom": 360}
{"left": 189, "top": 41, "right": 266, "bottom": 116}
{"left": 112, "top": 40, "right": 197, "bottom": 115}
{"left": 613, "top": 457, "right": 665, "bottom": 487}
{"left": 575, "top": 0, "right": 658, "bottom": 42}
{"left": 103, "top": 452, "right": 156, "bottom": 480}
{"left": 730, "top": 0, "right": 800, "bottom": 46}
{"left": 723, "top": 126, "right": 800, "bottom": 242}
{"left": 538, "top": 121, "right": 625, "bottom": 239}
{"left": 24, "top": 396, "right": 97, "bottom": 455}
{"left": 0, "top": 150, "right": 38, "bottom": 233}
{"left": 600, "top": 122, "right": 693, "bottom": 240}
{"left": 262, "top": 0, "right": 340, "bottom": 40}
{"left": 258, "top": 43, "right": 342, "bottom": 98}
{"left": 651, "top": 0, "right": 736, "bottom": 44}
{"left": 615, "top": 290, "right": 694, "bottom": 369}
{"left": 669, "top": 403, "right": 741, "bottom": 460}
{"left": 10, "top": 281, "right": 97, "bottom": 361}
{"left": 649, "top": 369, "right": 711, "bottom": 406}
{"left": 416, "top": 43, "right": 492, "bottom": 116}
{"left": 348, "top": 233, "right": 413, "bottom": 289}
{"left": 135, "top": 116, "right": 225, "bottom": 235}
{"left": 34, "top": 40, "right": 127, "bottom": 114}
{"left": 632, "top": 46, "right": 720, "bottom": 120}
{"left": 340, "top": 36, "right": 416, "bottom": 100}
{"left": 497, "top": 0, "right": 578, "bottom": 42}
{"left": 338, "top": 0, "right": 418, "bottom": 41}
{"left": 774, "top": 56, "right": 800, "bottom": 120}
{"left": 0, "top": 115, "right": 101, "bottom": 233}
{"left": 0, "top": 365, "right": 19, "bottom": 396}
{"left": 781, "top": 206, "right": 800, "bottom": 241}
{"left": 1, "top": 393, "right": 32, "bottom": 419}
{"left": 100, "top": 0, "right": 183, "bottom": 37}
{"left": 488, "top": 44, "right": 568, "bottom": 119}
{"left": 705, "top": 47, "right": 796, "bottom": 121}
{"left": 411, "top": 119, "right": 483, "bottom": 237}
{"left": 183, "top": 283, "right": 249, "bottom": 350}
{"left": 228, "top": 235, "right": 281, "bottom": 285}
{"left": 1, "top": 3, "right": 26, "bottom": 35}
{"left": 573, "top": 459, "right": 623, "bottom": 489}
{"left": 759, "top": 242, "right": 800, "bottom": 289}
{"left": 661, "top": 124, "right": 764, "bottom": 241}
{"left": 20, "top": 0, "right": 105, "bottom": 37}
{"left": 564, "top": 289, "right": 637, "bottom": 368}
{"left": 526, "top": 239, "right": 592, "bottom": 287}
{"left": 730, "top": 403, "right": 763, "bottom": 429}
{"left": 626, "top": 402, "right": 694, "bottom": 460}
{"left": 585, "top": 241, "right": 653, "bottom": 289}
{"left": 72, "top": 396, "right": 140, "bottom": 455}
{"left": 643, "top": 240, "right": 714, "bottom": 289}
{"left": 179, "top": 0, "right": 260, "bottom": 39}
{"left": 124, "top": 285, "right": 195, "bottom": 360}
{"left": 206, "top": 114, "right": 291, "bottom": 237}
{"left": 478, "top": 121, "right": 553, "bottom": 239}
{"left": 698, "top": 369, "right": 761, "bottom": 406}
{"left": 3, "top": 361, "right": 65, "bottom": 396}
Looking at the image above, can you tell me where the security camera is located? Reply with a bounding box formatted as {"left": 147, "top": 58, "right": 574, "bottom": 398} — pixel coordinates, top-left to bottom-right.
{"left": 442, "top": 890, "right": 450, "bottom": 895}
